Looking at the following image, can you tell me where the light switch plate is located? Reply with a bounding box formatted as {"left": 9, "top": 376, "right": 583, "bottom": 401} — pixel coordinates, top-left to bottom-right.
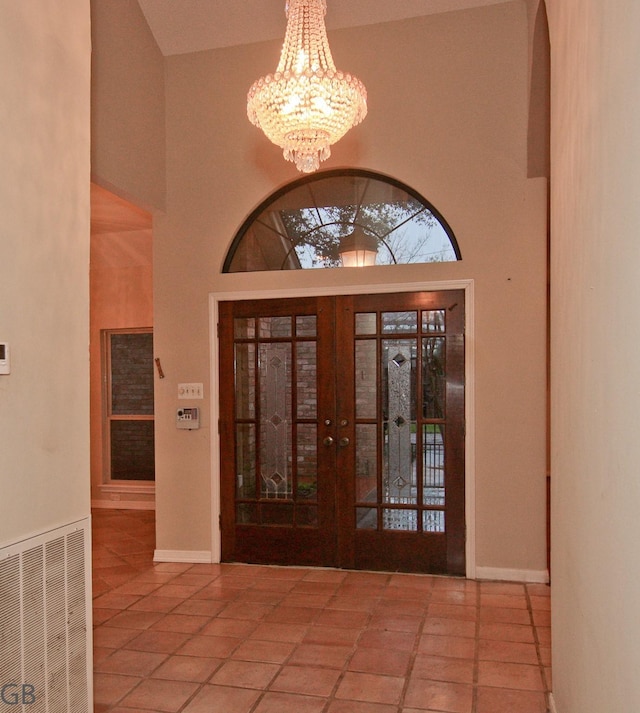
{"left": 0, "top": 342, "right": 10, "bottom": 374}
{"left": 178, "top": 382, "right": 203, "bottom": 399}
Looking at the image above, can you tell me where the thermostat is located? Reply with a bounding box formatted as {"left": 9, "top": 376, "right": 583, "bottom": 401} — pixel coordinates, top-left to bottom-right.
{"left": 177, "top": 407, "right": 200, "bottom": 430}
{"left": 0, "top": 343, "right": 10, "bottom": 374}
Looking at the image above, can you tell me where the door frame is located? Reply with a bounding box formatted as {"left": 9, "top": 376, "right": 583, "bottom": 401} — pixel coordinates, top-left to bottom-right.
{"left": 209, "top": 279, "right": 476, "bottom": 578}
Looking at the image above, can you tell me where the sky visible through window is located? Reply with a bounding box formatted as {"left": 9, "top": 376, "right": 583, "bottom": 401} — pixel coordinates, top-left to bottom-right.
{"left": 224, "top": 170, "right": 460, "bottom": 273}
{"left": 285, "top": 204, "right": 457, "bottom": 269}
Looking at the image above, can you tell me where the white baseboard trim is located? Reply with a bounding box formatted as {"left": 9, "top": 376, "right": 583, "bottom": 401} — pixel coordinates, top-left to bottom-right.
{"left": 475, "top": 566, "right": 549, "bottom": 584}
{"left": 154, "top": 549, "right": 212, "bottom": 564}
{"left": 548, "top": 692, "right": 558, "bottom": 713}
{"left": 92, "top": 499, "right": 155, "bottom": 511}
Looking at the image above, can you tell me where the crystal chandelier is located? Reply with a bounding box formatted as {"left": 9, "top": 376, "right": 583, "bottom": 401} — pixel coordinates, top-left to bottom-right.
{"left": 247, "top": 0, "right": 367, "bottom": 173}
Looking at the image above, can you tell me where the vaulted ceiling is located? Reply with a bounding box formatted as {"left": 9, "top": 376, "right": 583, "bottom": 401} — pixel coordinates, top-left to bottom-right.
{"left": 93, "top": 0, "right": 545, "bottom": 228}
{"left": 137, "top": 0, "right": 513, "bottom": 56}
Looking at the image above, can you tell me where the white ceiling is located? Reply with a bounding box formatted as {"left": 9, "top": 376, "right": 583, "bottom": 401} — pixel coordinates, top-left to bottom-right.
{"left": 137, "top": 0, "right": 510, "bottom": 56}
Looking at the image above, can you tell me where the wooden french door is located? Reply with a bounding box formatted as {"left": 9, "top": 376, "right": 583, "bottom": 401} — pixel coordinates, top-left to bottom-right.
{"left": 219, "top": 290, "right": 465, "bottom": 575}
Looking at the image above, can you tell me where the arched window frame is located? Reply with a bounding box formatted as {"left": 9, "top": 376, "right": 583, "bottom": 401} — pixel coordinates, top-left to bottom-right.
{"left": 223, "top": 169, "right": 461, "bottom": 273}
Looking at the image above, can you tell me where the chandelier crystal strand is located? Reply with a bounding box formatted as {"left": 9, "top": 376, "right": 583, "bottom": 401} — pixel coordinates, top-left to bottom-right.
{"left": 247, "top": 0, "right": 367, "bottom": 173}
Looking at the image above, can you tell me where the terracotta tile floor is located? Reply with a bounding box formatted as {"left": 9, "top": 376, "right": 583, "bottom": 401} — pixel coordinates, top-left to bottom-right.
{"left": 92, "top": 510, "right": 552, "bottom": 713}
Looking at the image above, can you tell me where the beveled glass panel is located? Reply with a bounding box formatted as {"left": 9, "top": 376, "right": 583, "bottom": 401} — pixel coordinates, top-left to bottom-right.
{"left": 259, "top": 425, "right": 293, "bottom": 499}
{"left": 423, "top": 510, "right": 445, "bottom": 533}
{"left": 234, "top": 343, "right": 255, "bottom": 419}
{"left": 261, "top": 503, "right": 294, "bottom": 525}
{"left": 382, "top": 311, "right": 418, "bottom": 333}
{"left": 258, "top": 316, "right": 292, "bottom": 338}
{"left": 259, "top": 343, "right": 292, "bottom": 499}
{"left": 383, "top": 509, "right": 418, "bottom": 531}
{"left": 356, "top": 507, "right": 377, "bottom": 530}
{"left": 296, "top": 341, "right": 317, "bottom": 418}
{"left": 423, "top": 337, "right": 446, "bottom": 419}
{"left": 355, "top": 312, "right": 376, "bottom": 335}
{"left": 383, "top": 339, "right": 417, "bottom": 505}
{"left": 110, "top": 332, "right": 154, "bottom": 415}
{"left": 237, "top": 503, "right": 259, "bottom": 524}
{"left": 422, "top": 310, "right": 445, "bottom": 333}
{"left": 296, "top": 315, "right": 317, "bottom": 337}
{"left": 296, "top": 505, "right": 318, "bottom": 527}
{"left": 355, "top": 340, "right": 377, "bottom": 419}
{"left": 355, "top": 424, "right": 377, "bottom": 503}
{"left": 296, "top": 424, "right": 318, "bottom": 501}
{"left": 236, "top": 424, "right": 256, "bottom": 498}
{"left": 234, "top": 317, "right": 255, "bottom": 339}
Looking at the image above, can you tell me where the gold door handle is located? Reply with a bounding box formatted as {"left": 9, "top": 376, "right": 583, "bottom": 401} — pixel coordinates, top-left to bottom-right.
{"left": 339, "top": 437, "right": 350, "bottom": 447}
{"left": 323, "top": 436, "right": 335, "bottom": 446}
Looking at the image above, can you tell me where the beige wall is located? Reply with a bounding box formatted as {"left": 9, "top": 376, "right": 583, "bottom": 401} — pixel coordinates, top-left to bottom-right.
{"left": 91, "top": 0, "right": 166, "bottom": 211}
{"left": 150, "top": 1, "right": 548, "bottom": 574}
{"left": 89, "top": 184, "right": 154, "bottom": 508}
{"left": 0, "top": 1, "right": 91, "bottom": 544}
{"left": 549, "top": 0, "right": 640, "bottom": 710}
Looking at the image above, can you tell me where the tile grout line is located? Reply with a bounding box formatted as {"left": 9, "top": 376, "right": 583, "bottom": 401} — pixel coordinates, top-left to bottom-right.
{"left": 470, "top": 580, "right": 482, "bottom": 713}
{"left": 102, "top": 561, "right": 212, "bottom": 713}
{"left": 318, "top": 573, "right": 383, "bottom": 713}
{"left": 396, "top": 574, "right": 435, "bottom": 713}
{"left": 92, "top": 513, "right": 552, "bottom": 713}
{"left": 526, "top": 582, "right": 553, "bottom": 713}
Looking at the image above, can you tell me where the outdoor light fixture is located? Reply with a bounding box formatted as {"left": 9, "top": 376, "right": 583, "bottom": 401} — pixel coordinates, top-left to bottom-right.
{"left": 338, "top": 228, "right": 378, "bottom": 267}
{"left": 247, "top": 0, "right": 367, "bottom": 173}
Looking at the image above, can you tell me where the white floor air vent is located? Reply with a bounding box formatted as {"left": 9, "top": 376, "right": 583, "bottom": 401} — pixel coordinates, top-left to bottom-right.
{"left": 0, "top": 518, "right": 92, "bottom": 712}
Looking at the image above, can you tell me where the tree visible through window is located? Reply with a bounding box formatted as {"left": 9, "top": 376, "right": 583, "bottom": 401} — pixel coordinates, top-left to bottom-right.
{"left": 224, "top": 169, "right": 461, "bottom": 272}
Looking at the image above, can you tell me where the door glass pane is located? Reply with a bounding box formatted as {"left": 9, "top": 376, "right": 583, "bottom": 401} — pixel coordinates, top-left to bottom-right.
{"left": 258, "top": 316, "right": 292, "bottom": 338}
{"left": 296, "top": 342, "right": 317, "bottom": 418}
{"left": 297, "top": 505, "right": 318, "bottom": 527}
{"left": 110, "top": 420, "right": 155, "bottom": 480}
{"left": 296, "top": 315, "right": 317, "bottom": 337}
{"left": 383, "top": 339, "right": 417, "bottom": 508}
{"left": 355, "top": 313, "right": 376, "bottom": 335}
{"left": 261, "top": 503, "right": 294, "bottom": 525}
{"left": 382, "top": 311, "right": 417, "bottom": 333}
{"left": 296, "top": 424, "right": 317, "bottom": 501}
{"left": 356, "top": 507, "right": 377, "bottom": 530}
{"left": 236, "top": 424, "right": 256, "bottom": 498}
{"left": 235, "top": 343, "right": 255, "bottom": 419}
{"left": 110, "top": 333, "right": 154, "bottom": 415}
{"left": 259, "top": 343, "right": 292, "bottom": 499}
{"left": 355, "top": 424, "right": 377, "bottom": 502}
{"left": 423, "top": 425, "right": 445, "bottom": 505}
{"left": 423, "top": 510, "right": 445, "bottom": 533}
{"left": 422, "top": 310, "right": 445, "bottom": 333}
{"left": 383, "top": 508, "right": 418, "bottom": 531}
{"left": 423, "top": 337, "right": 445, "bottom": 419}
{"left": 237, "top": 503, "right": 259, "bottom": 524}
{"left": 234, "top": 317, "right": 255, "bottom": 339}
{"left": 355, "top": 340, "right": 377, "bottom": 419}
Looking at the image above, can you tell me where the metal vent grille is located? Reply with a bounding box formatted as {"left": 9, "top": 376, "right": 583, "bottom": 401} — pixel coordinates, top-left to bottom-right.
{"left": 0, "top": 519, "right": 92, "bottom": 712}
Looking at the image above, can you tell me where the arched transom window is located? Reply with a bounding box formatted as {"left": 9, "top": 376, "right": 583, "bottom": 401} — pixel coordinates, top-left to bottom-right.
{"left": 223, "top": 169, "right": 461, "bottom": 272}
